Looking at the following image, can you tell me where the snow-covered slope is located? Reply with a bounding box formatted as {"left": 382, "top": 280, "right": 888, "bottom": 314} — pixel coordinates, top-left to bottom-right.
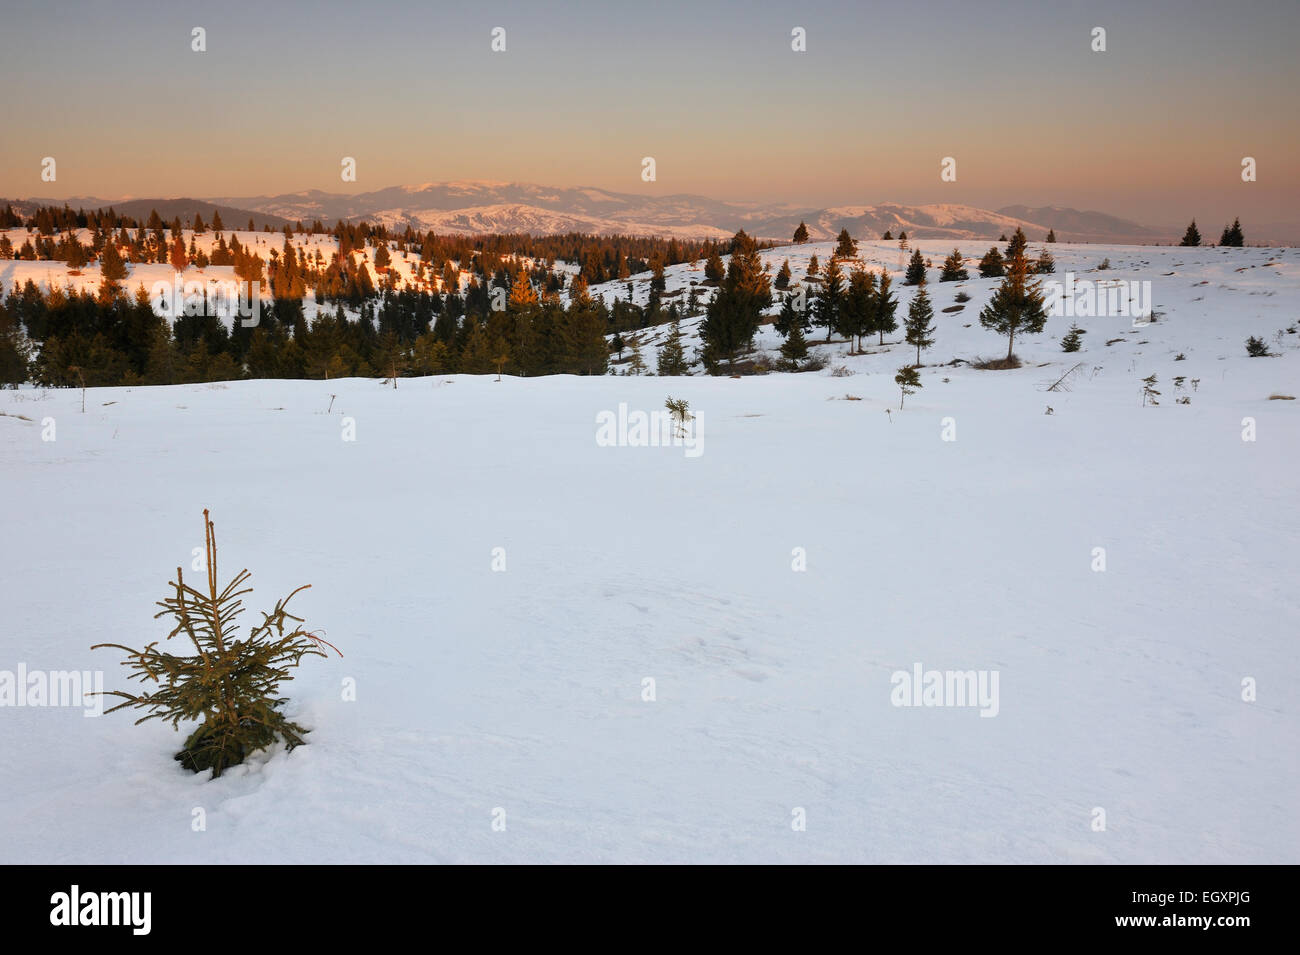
{"left": 1, "top": 244, "right": 1297, "bottom": 863}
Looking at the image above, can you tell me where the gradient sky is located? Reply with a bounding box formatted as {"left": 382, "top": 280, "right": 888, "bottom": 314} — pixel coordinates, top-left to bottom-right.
{"left": 1, "top": 0, "right": 1296, "bottom": 227}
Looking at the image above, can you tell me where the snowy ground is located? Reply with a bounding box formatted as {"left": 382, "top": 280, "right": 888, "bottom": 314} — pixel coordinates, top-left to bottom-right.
{"left": 1, "top": 243, "right": 1298, "bottom": 863}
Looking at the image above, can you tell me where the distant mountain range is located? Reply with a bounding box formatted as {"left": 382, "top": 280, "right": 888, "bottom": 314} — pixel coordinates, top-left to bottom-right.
{"left": 0, "top": 181, "right": 1212, "bottom": 243}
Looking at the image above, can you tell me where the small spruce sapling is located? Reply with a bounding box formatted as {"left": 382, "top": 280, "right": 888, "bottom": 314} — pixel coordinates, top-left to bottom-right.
{"left": 1061, "top": 324, "right": 1084, "bottom": 352}
{"left": 665, "top": 396, "right": 692, "bottom": 437}
{"left": 92, "top": 510, "right": 340, "bottom": 777}
{"left": 895, "top": 366, "right": 921, "bottom": 409}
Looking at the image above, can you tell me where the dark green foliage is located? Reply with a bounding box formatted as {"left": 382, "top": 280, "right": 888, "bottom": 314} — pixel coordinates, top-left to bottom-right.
{"left": 780, "top": 321, "right": 809, "bottom": 369}
{"left": 842, "top": 268, "right": 875, "bottom": 351}
{"left": 656, "top": 320, "right": 689, "bottom": 375}
{"left": 939, "top": 249, "right": 968, "bottom": 282}
{"left": 793, "top": 221, "right": 809, "bottom": 244}
{"left": 977, "top": 246, "right": 1003, "bottom": 276}
{"left": 978, "top": 247, "right": 1047, "bottom": 361}
{"left": 1035, "top": 249, "right": 1055, "bottom": 274}
{"left": 92, "top": 511, "right": 339, "bottom": 778}
{"left": 775, "top": 290, "right": 809, "bottom": 338}
{"left": 1004, "top": 228, "right": 1027, "bottom": 260}
{"left": 1219, "top": 218, "right": 1244, "bottom": 247}
{"left": 700, "top": 230, "right": 771, "bottom": 371}
{"left": 834, "top": 229, "right": 858, "bottom": 259}
{"left": 895, "top": 365, "right": 921, "bottom": 409}
{"left": 774, "top": 259, "right": 791, "bottom": 290}
{"left": 1061, "top": 324, "right": 1084, "bottom": 352}
{"left": 905, "top": 284, "right": 936, "bottom": 365}
{"left": 873, "top": 269, "right": 898, "bottom": 344}
{"left": 813, "top": 257, "right": 845, "bottom": 341}
{"left": 904, "top": 249, "right": 926, "bottom": 286}
{"left": 1046, "top": 229, "right": 1057, "bottom": 243}
{"left": 704, "top": 249, "right": 725, "bottom": 282}
{"left": 1245, "top": 335, "right": 1270, "bottom": 357}
{"left": 1180, "top": 220, "right": 1201, "bottom": 247}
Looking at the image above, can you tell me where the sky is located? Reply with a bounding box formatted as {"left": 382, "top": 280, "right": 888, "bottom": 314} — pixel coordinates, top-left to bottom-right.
{"left": 1, "top": 0, "right": 1296, "bottom": 228}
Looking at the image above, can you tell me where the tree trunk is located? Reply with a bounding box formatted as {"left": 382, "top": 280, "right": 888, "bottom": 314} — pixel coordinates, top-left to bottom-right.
{"left": 1006, "top": 330, "right": 1015, "bottom": 361}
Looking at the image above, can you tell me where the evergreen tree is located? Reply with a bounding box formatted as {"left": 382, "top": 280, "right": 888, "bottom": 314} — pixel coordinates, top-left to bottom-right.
{"left": 91, "top": 510, "right": 339, "bottom": 777}
{"left": 978, "top": 247, "right": 1004, "bottom": 278}
{"left": 775, "top": 291, "right": 809, "bottom": 337}
{"left": 904, "top": 248, "right": 926, "bottom": 286}
{"left": 807, "top": 254, "right": 819, "bottom": 277}
{"left": 168, "top": 235, "right": 188, "bottom": 272}
{"left": 100, "top": 238, "right": 128, "bottom": 283}
{"left": 774, "top": 259, "right": 792, "bottom": 290}
{"left": 656, "top": 320, "right": 689, "bottom": 375}
{"left": 813, "top": 257, "right": 845, "bottom": 342}
{"left": 780, "top": 321, "right": 808, "bottom": 370}
{"left": 699, "top": 230, "right": 771, "bottom": 371}
{"left": 1004, "top": 227, "right": 1028, "bottom": 260}
{"left": 0, "top": 301, "right": 33, "bottom": 385}
{"left": 704, "top": 249, "right": 725, "bottom": 282}
{"left": 843, "top": 268, "right": 875, "bottom": 351}
{"left": 1035, "top": 249, "right": 1055, "bottom": 274}
{"left": 626, "top": 334, "right": 647, "bottom": 375}
{"left": 1179, "top": 220, "right": 1201, "bottom": 247}
{"left": 978, "top": 246, "right": 1046, "bottom": 361}
{"left": 793, "top": 221, "right": 809, "bottom": 243}
{"left": 873, "top": 269, "right": 898, "bottom": 344}
{"left": 834, "top": 228, "right": 858, "bottom": 259}
{"left": 905, "top": 283, "right": 936, "bottom": 365}
{"left": 1224, "top": 217, "right": 1244, "bottom": 247}
{"left": 881, "top": 229, "right": 893, "bottom": 240}
{"left": 939, "top": 248, "right": 968, "bottom": 282}
{"left": 894, "top": 366, "right": 921, "bottom": 409}
{"left": 1061, "top": 324, "right": 1083, "bottom": 352}
{"left": 1045, "top": 229, "right": 1057, "bottom": 243}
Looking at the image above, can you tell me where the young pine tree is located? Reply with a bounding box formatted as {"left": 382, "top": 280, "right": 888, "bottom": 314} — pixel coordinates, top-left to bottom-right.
{"left": 780, "top": 320, "right": 809, "bottom": 370}
{"left": 895, "top": 366, "right": 921, "bottom": 409}
{"left": 1004, "top": 227, "right": 1028, "bottom": 260}
{"left": 905, "top": 283, "right": 936, "bottom": 366}
{"left": 1061, "top": 324, "right": 1084, "bottom": 352}
{"left": 656, "top": 320, "right": 689, "bottom": 375}
{"left": 873, "top": 269, "right": 898, "bottom": 344}
{"left": 1179, "top": 220, "right": 1201, "bottom": 247}
{"left": 939, "top": 248, "right": 968, "bottom": 282}
{"left": 978, "top": 246, "right": 1047, "bottom": 362}
{"left": 814, "top": 257, "right": 845, "bottom": 342}
{"left": 91, "top": 510, "right": 340, "bottom": 777}
{"left": 904, "top": 249, "right": 926, "bottom": 285}
{"left": 834, "top": 228, "right": 858, "bottom": 259}
{"left": 793, "top": 221, "right": 810, "bottom": 244}
{"left": 774, "top": 259, "right": 792, "bottom": 290}
{"left": 843, "top": 268, "right": 875, "bottom": 352}
{"left": 978, "top": 247, "right": 1005, "bottom": 278}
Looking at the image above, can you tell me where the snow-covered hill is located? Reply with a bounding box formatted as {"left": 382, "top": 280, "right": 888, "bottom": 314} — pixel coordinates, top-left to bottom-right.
{"left": 1, "top": 243, "right": 1297, "bottom": 863}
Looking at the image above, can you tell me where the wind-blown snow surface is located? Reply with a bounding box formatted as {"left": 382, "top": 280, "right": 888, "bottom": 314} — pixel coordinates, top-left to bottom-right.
{"left": 2, "top": 247, "right": 1299, "bottom": 863}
